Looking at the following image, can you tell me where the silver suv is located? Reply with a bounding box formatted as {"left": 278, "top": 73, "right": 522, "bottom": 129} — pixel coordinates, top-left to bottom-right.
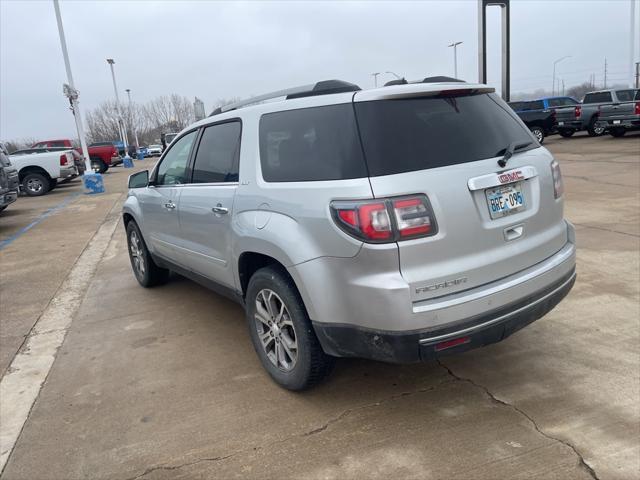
{"left": 123, "top": 78, "right": 576, "bottom": 390}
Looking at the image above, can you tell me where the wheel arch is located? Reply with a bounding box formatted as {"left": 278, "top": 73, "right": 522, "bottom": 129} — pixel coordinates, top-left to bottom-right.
{"left": 18, "top": 165, "right": 52, "bottom": 182}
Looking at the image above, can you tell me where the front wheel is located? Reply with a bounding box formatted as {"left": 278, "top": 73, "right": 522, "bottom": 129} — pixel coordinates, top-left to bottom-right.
{"left": 530, "top": 126, "right": 545, "bottom": 144}
{"left": 22, "top": 173, "right": 51, "bottom": 196}
{"left": 126, "top": 221, "right": 170, "bottom": 287}
{"left": 609, "top": 127, "right": 626, "bottom": 137}
{"left": 558, "top": 129, "right": 575, "bottom": 138}
{"left": 246, "top": 266, "right": 334, "bottom": 390}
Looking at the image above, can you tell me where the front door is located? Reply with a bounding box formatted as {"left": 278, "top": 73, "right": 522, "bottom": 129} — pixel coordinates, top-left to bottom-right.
{"left": 139, "top": 130, "right": 197, "bottom": 264}
{"left": 177, "top": 121, "right": 241, "bottom": 289}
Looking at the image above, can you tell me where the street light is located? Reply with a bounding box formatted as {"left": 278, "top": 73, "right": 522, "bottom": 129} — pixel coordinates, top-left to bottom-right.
{"left": 448, "top": 41, "right": 463, "bottom": 78}
{"left": 552, "top": 55, "right": 571, "bottom": 96}
{"left": 386, "top": 71, "right": 402, "bottom": 80}
{"left": 371, "top": 72, "right": 381, "bottom": 87}
{"left": 106, "top": 58, "right": 132, "bottom": 165}
{"left": 52, "top": 0, "right": 93, "bottom": 179}
{"left": 125, "top": 89, "right": 139, "bottom": 150}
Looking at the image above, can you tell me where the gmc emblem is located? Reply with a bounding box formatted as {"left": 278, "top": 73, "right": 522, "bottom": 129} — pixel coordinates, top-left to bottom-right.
{"left": 498, "top": 170, "right": 524, "bottom": 184}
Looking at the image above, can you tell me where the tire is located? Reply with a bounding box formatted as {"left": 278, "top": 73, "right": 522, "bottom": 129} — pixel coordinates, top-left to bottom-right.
{"left": 558, "top": 129, "right": 575, "bottom": 138}
{"left": 0, "top": 206, "right": 7, "bottom": 212}
{"left": 90, "top": 158, "right": 108, "bottom": 174}
{"left": 246, "top": 266, "right": 334, "bottom": 390}
{"left": 587, "top": 118, "right": 605, "bottom": 137}
{"left": 609, "top": 127, "right": 626, "bottom": 137}
{"left": 49, "top": 178, "right": 58, "bottom": 190}
{"left": 530, "top": 126, "right": 545, "bottom": 144}
{"left": 22, "top": 172, "right": 51, "bottom": 196}
{"left": 126, "top": 221, "right": 170, "bottom": 287}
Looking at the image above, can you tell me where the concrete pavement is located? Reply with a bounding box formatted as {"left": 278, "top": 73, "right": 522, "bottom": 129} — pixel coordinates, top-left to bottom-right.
{"left": 0, "top": 135, "right": 638, "bottom": 479}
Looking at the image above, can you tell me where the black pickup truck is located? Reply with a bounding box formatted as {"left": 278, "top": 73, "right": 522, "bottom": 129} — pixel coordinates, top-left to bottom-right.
{"left": 508, "top": 98, "right": 574, "bottom": 144}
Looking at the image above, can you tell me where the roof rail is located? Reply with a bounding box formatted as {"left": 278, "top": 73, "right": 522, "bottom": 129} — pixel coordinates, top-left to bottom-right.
{"left": 384, "top": 78, "right": 408, "bottom": 86}
{"left": 209, "top": 79, "right": 361, "bottom": 116}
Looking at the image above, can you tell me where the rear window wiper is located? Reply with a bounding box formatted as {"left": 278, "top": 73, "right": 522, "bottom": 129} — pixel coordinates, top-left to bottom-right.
{"left": 497, "top": 141, "right": 533, "bottom": 168}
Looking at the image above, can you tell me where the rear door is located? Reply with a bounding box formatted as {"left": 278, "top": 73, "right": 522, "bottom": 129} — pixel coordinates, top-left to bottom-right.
{"left": 139, "top": 130, "right": 197, "bottom": 263}
{"left": 177, "top": 121, "right": 241, "bottom": 289}
{"left": 354, "top": 88, "right": 567, "bottom": 302}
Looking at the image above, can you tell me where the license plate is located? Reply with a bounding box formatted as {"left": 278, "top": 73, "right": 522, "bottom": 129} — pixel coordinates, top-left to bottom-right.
{"left": 613, "top": 120, "right": 621, "bottom": 124}
{"left": 486, "top": 182, "right": 525, "bottom": 219}
{"left": 558, "top": 121, "right": 564, "bottom": 126}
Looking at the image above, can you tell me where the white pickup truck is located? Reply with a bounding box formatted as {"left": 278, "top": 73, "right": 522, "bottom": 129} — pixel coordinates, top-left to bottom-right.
{"left": 8, "top": 149, "right": 78, "bottom": 196}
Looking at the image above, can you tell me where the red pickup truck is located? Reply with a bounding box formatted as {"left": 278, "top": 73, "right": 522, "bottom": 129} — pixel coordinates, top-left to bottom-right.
{"left": 31, "top": 139, "right": 121, "bottom": 173}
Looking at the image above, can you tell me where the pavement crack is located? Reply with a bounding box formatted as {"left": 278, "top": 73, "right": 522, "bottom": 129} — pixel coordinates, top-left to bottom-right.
{"left": 572, "top": 222, "right": 639, "bottom": 238}
{"left": 125, "top": 381, "right": 451, "bottom": 479}
{"left": 437, "top": 360, "right": 600, "bottom": 480}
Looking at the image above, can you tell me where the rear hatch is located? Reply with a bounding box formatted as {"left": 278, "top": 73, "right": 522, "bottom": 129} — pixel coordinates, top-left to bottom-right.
{"left": 555, "top": 105, "right": 579, "bottom": 125}
{"left": 353, "top": 85, "right": 568, "bottom": 303}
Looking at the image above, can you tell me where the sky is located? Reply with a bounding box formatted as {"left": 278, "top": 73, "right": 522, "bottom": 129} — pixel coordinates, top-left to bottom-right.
{"left": 1, "top": 0, "right": 638, "bottom": 141}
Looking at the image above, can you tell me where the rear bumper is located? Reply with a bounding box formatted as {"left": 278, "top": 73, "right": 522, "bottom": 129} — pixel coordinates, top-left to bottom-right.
{"left": 313, "top": 269, "right": 575, "bottom": 363}
{"left": 598, "top": 117, "right": 640, "bottom": 130}
{"left": 556, "top": 120, "right": 582, "bottom": 130}
{"left": 60, "top": 166, "right": 77, "bottom": 178}
{"left": 111, "top": 156, "right": 123, "bottom": 166}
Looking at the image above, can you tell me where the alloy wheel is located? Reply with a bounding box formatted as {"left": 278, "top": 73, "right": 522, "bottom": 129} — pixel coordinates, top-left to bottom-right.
{"left": 129, "top": 230, "right": 146, "bottom": 277}
{"left": 254, "top": 289, "right": 298, "bottom": 371}
{"left": 26, "top": 178, "right": 44, "bottom": 194}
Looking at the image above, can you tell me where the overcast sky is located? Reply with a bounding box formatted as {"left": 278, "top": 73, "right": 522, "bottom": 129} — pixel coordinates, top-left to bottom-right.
{"left": 1, "top": 0, "right": 638, "bottom": 141}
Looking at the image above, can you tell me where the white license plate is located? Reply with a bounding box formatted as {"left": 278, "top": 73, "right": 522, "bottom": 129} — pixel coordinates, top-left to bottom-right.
{"left": 486, "top": 182, "right": 525, "bottom": 219}
{"left": 558, "top": 121, "right": 564, "bottom": 126}
{"left": 613, "top": 120, "right": 621, "bottom": 124}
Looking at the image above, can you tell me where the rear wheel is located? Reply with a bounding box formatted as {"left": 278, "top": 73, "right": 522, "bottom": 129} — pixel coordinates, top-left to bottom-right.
{"left": 90, "top": 158, "right": 108, "bottom": 174}
{"left": 246, "top": 266, "right": 334, "bottom": 390}
{"left": 558, "top": 129, "right": 575, "bottom": 138}
{"left": 587, "top": 118, "right": 605, "bottom": 137}
{"left": 22, "top": 172, "right": 50, "bottom": 196}
{"left": 126, "top": 221, "right": 170, "bottom": 287}
{"left": 609, "top": 127, "right": 626, "bottom": 137}
{"left": 530, "top": 126, "right": 545, "bottom": 144}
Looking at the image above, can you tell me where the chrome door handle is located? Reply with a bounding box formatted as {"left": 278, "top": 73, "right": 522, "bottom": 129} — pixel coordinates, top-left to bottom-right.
{"left": 164, "top": 202, "right": 176, "bottom": 210}
{"left": 212, "top": 205, "right": 229, "bottom": 215}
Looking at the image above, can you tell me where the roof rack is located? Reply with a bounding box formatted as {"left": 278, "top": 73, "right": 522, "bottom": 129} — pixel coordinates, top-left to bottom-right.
{"left": 209, "top": 79, "right": 361, "bottom": 116}
{"left": 384, "top": 78, "right": 408, "bottom": 86}
{"left": 422, "top": 76, "right": 465, "bottom": 83}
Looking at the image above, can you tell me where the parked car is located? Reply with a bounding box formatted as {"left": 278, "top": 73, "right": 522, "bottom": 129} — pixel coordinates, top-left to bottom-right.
{"left": 554, "top": 89, "right": 627, "bottom": 137}
{"left": 137, "top": 146, "right": 149, "bottom": 158}
{"left": 597, "top": 88, "right": 640, "bottom": 137}
{"left": 0, "top": 153, "right": 18, "bottom": 211}
{"left": 508, "top": 98, "right": 572, "bottom": 143}
{"left": 12, "top": 147, "right": 86, "bottom": 176}
{"left": 9, "top": 149, "right": 78, "bottom": 196}
{"left": 146, "top": 144, "right": 162, "bottom": 157}
{"left": 123, "top": 78, "right": 576, "bottom": 390}
{"left": 31, "top": 139, "right": 119, "bottom": 173}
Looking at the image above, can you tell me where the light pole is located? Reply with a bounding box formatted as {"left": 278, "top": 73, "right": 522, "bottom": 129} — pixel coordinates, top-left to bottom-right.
{"left": 371, "top": 72, "right": 381, "bottom": 87}
{"left": 448, "top": 41, "right": 463, "bottom": 78}
{"left": 125, "top": 89, "right": 139, "bottom": 150}
{"left": 552, "top": 55, "right": 571, "bottom": 96}
{"left": 52, "top": 0, "right": 92, "bottom": 176}
{"left": 386, "top": 71, "right": 402, "bottom": 80}
{"left": 106, "top": 58, "right": 131, "bottom": 164}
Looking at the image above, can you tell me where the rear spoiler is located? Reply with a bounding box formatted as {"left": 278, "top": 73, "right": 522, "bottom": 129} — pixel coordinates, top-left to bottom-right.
{"left": 355, "top": 84, "right": 495, "bottom": 102}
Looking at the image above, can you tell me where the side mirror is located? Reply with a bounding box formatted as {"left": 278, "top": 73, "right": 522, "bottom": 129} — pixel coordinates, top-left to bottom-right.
{"left": 128, "top": 170, "right": 149, "bottom": 189}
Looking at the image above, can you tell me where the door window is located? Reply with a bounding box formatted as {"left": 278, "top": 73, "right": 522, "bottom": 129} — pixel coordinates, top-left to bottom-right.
{"left": 155, "top": 131, "right": 196, "bottom": 185}
{"left": 191, "top": 122, "right": 241, "bottom": 183}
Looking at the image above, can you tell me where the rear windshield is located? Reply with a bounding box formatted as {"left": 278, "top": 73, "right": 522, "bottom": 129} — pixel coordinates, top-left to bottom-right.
{"left": 259, "top": 104, "right": 367, "bottom": 182}
{"left": 583, "top": 92, "right": 612, "bottom": 104}
{"left": 355, "top": 93, "right": 533, "bottom": 177}
{"left": 547, "top": 97, "right": 578, "bottom": 107}
{"left": 615, "top": 90, "right": 636, "bottom": 102}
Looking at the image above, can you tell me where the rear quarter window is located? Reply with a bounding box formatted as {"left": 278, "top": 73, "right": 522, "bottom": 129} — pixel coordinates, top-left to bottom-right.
{"left": 354, "top": 92, "right": 534, "bottom": 177}
{"left": 259, "top": 104, "right": 367, "bottom": 182}
{"left": 615, "top": 90, "right": 635, "bottom": 102}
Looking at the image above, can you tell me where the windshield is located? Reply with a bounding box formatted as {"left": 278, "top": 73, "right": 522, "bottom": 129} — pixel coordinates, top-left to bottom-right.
{"left": 354, "top": 92, "right": 535, "bottom": 177}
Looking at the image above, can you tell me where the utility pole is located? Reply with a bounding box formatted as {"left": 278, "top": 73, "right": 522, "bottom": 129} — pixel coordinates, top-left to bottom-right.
{"left": 552, "top": 56, "right": 571, "bottom": 96}
{"left": 448, "top": 41, "right": 463, "bottom": 78}
{"left": 125, "top": 89, "right": 139, "bottom": 150}
{"left": 562, "top": 79, "right": 565, "bottom": 96}
{"left": 604, "top": 58, "right": 608, "bottom": 89}
{"left": 636, "top": 62, "right": 640, "bottom": 88}
{"left": 631, "top": 0, "right": 637, "bottom": 87}
{"left": 52, "top": 0, "right": 91, "bottom": 175}
{"left": 371, "top": 72, "right": 380, "bottom": 87}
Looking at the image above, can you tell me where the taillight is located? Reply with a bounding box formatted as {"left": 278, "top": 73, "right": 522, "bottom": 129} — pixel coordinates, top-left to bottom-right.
{"left": 331, "top": 194, "right": 437, "bottom": 243}
{"left": 59, "top": 153, "right": 69, "bottom": 166}
{"left": 574, "top": 106, "right": 581, "bottom": 119}
{"left": 551, "top": 160, "right": 564, "bottom": 199}
{"left": 635, "top": 102, "right": 640, "bottom": 115}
